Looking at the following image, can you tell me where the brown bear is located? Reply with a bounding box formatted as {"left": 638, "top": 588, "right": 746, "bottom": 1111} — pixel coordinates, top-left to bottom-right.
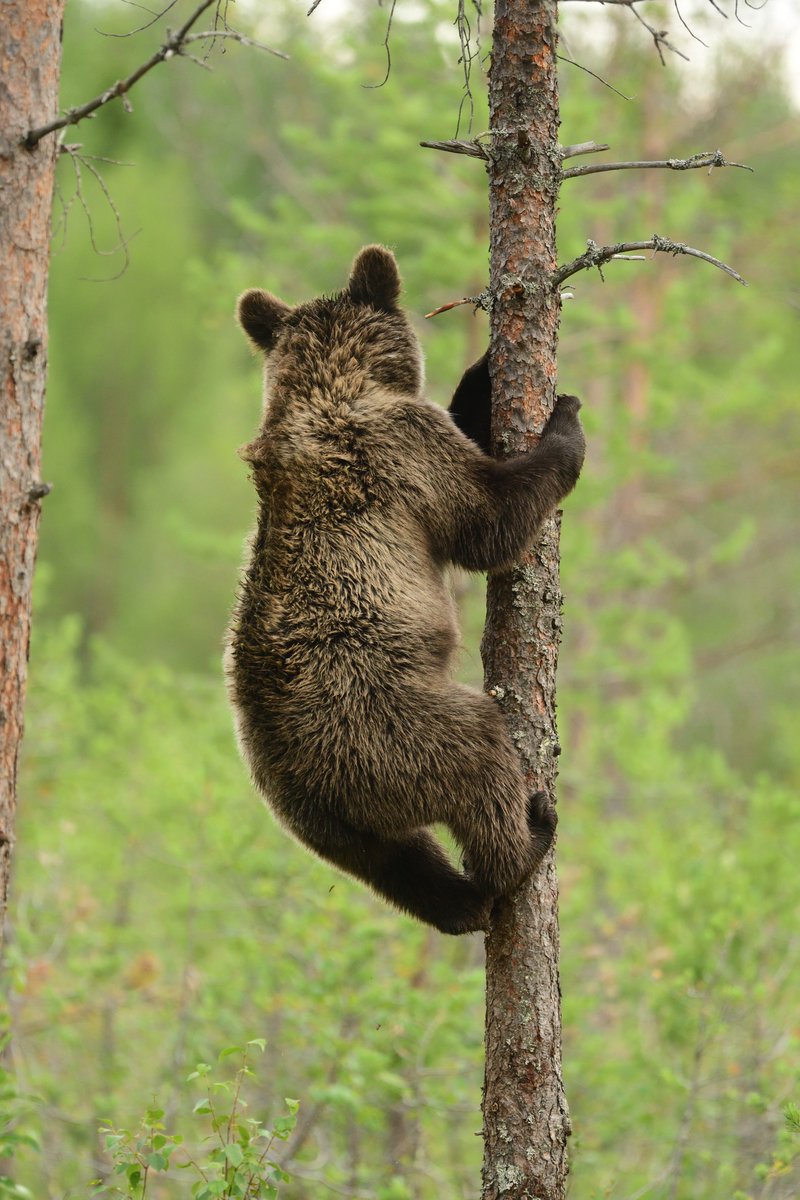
{"left": 225, "top": 246, "right": 585, "bottom": 934}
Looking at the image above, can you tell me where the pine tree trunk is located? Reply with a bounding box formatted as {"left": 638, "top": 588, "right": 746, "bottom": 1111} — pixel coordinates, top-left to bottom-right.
{"left": 481, "top": 1, "right": 571, "bottom": 1197}
{"left": 0, "top": 2, "right": 66, "bottom": 946}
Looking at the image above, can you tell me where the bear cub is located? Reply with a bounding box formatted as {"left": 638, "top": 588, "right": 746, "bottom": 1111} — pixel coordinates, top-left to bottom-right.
{"left": 225, "top": 246, "right": 585, "bottom": 934}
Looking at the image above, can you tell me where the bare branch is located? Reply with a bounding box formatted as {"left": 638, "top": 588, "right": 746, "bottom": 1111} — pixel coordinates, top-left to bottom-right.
{"left": 732, "top": 0, "right": 766, "bottom": 27}
{"left": 24, "top": 0, "right": 285, "bottom": 147}
{"left": 182, "top": 30, "right": 288, "bottom": 58}
{"left": 454, "top": 0, "right": 483, "bottom": 136}
{"left": 428, "top": 229, "right": 747, "bottom": 316}
{"left": 25, "top": 0, "right": 213, "bottom": 145}
{"left": 563, "top": 148, "right": 752, "bottom": 179}
{"left": 561, "top": 0, "right": 745, "bottom": 59}
{"left": 557, "top": 54, "right": 633, "bottom": 99}
{"left": 559, "top": 0, "right": 718, "bottom": 5}
{"left": 631, "top": 4, "right": 689, "bottom": 63}
{"left": 419, "top": 147, "right": 753, "bottom": 271}
{"left": 361, "top": 0, "right": 398, "bottom": 90}
{"left": 553, "top": 235, "right": 747, "bottom": 288}
{"left": 96, "top": 0, "right": 181, "bottom": 38}
{"left": 420, "top": 136, "right": 615, "bottom": 163}
{"left": 180, "top": 49, "right": 216, "bottom": 71}
{"left": 560, "top": 0, "right": 735, "bottom": 60}
{"left": 560, "top": 140, "right": 611, "bottom": 159}
{"left": 56, "top": 144, "right": 138, "bottom": 281}
{"left": 672, "top": 0, "right": 710, "bottom": 47}
{"left": 424, "top": 291, "right": 490, "bottom": 318}
{"left": 419, "top": 138, "right": 489, "bottom": 160}
{"left": 58, "top": 144, "right": 135, "bottom": 167}
{"left": 214, "top": 0, "right": 234, "bottom": 31}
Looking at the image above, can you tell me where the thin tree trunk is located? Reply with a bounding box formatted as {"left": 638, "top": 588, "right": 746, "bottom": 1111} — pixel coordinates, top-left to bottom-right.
{"left": 481, "top": 1, "right": 571, "bottom": 1198}
{"left": 0, "top": 2, "right": 66, "bottom": 947}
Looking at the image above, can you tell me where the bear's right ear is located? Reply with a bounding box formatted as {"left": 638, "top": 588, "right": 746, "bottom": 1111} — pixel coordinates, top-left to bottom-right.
{"left": 237, "top": 289, "right": 291, "bottom": 352}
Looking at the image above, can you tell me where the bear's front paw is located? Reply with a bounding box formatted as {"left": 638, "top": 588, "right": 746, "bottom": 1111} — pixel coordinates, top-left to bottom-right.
{"left": 555, "top": 392, "right": 582, "bottom": 412}
{"left": 545, "top": 393, "right": 582, "bottom": 436}
{"left": 528, "top": 790, "right": 557, "bottom": 864}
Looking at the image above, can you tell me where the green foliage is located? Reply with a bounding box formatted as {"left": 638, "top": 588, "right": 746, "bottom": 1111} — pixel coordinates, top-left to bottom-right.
{"left": 5, "top": 1, "right": 798, "bottom": 1198}
{"left": 0, "top": 1037, "right": 39, "bottom": 1199}
{"left": 91, "top": 1044, "right": 296, "bottom": 1200}
{"left": 10, "top": 609, "right": 799, "bottom": 1196}
{"left": 41, "top": 0, "right": 489, "bottom": 671}
{"left": 10, "top": 619, "right": 485, "bottom": 1196}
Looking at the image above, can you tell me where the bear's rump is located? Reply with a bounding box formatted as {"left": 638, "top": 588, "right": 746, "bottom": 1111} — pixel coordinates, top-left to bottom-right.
{"left": 251, "top": 670, "right": 525, "bottom": 837}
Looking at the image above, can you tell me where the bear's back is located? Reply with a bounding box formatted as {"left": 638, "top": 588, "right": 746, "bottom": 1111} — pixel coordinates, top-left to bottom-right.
{"left": 236, "top": 345, "right": 458, "bottom": 691}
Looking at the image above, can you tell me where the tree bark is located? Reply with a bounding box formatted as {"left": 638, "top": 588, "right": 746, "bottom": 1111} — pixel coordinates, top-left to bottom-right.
{"left": 481, "top": 1, "right": 571, "bottom": 1198}
{"left": 0, "top": 2, "right": 66, "bottom": 947}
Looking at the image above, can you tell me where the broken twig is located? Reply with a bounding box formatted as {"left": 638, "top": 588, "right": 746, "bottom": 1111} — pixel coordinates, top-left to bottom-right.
{"left": 419, "top": 138, "right": 489, "bottom": 159}
{"left": 424, "top": 291, "right": 491, "bottom": 319}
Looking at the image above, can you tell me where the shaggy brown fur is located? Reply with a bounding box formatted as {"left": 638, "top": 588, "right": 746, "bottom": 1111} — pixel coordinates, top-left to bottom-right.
{"left": 225, "top": 246, "right": 585, "bottom": 934}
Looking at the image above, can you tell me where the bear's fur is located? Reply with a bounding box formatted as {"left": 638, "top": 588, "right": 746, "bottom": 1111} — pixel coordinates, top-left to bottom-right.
{"left": 225, "top": 246, "right": 585, "bottom": 934}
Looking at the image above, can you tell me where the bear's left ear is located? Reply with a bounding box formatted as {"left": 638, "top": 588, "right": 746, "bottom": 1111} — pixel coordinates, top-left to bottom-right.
{"left": 347, "top": 245, "right": 401, "bottom": 311}
{"left": 237, "top": 289, "right": 292, "bottom": 352}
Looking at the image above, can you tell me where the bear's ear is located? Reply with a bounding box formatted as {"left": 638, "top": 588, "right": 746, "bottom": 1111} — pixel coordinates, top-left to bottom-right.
{"left": 347, "top": 245, "right": 401, "bottom": 310}
{"left": 237, "top": 289, "right": 291, "bottom": 351}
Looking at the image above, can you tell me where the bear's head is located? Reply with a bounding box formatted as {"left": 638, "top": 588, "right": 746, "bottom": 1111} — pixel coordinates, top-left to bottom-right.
{"left": 236, "top": 246, "right": 423, "bottom": 398}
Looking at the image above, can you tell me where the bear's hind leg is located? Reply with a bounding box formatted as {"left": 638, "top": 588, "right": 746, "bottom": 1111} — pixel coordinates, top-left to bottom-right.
{"left": 417, "top": 686, "right": 556, "bottom": 899}
{"left": 305, "top": 823, "right": 490, "bottom": 935}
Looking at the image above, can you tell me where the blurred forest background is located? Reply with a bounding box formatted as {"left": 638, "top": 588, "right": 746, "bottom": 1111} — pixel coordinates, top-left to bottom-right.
{"left": 3, "top": 0, "right": 799, "bottom": 1196}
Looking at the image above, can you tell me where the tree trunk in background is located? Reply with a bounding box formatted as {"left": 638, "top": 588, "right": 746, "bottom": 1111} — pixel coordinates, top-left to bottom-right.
{"left": 0, "top": 2, "right": 66, "bottom": 948}
{"left": 481, "top": 1, "right": 571, "bottom": 1198}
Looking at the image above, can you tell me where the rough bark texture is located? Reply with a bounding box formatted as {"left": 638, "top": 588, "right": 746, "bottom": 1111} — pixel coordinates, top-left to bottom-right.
{"left": 0, "top": 2, "right": 66, "bottom": 946}
{"left": 481, "top": 1, "right": 571, "bottom": 1198}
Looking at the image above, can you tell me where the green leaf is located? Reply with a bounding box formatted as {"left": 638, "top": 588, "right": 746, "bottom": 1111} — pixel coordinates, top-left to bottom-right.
{"left": 218, "top": 1045, "right": 244, "bottom": 1060}
{"left": 7, "top": 1132, "right": 40, "bottom": 1151}
{"left": 224, "top": 1142, "right": 244, "bottom": 1167}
